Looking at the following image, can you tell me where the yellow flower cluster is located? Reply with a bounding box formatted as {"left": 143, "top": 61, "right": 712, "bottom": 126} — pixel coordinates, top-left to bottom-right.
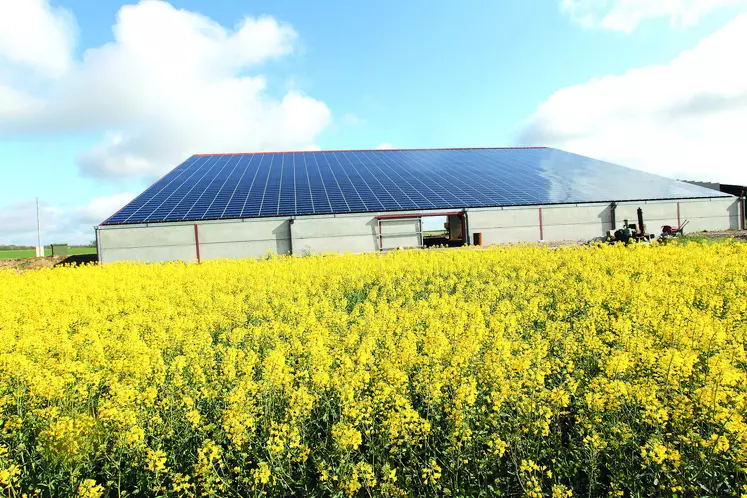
{"left": 1, "top": 240, "right": 746, "bottom": 496}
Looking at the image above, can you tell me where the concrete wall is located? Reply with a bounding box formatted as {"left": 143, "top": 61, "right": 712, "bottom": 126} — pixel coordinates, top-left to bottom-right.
{"left": 98, "top": 219, "right": 291, "bottom": 263}
{"left": 379, "top": 218, "right": 421, "bottom": 250}
{"left": 615, "top": 198, "right": 739, "bottom": 233}
{"left": 291, "top": 216, "right": 378, "bottom": 254}
{"left": 198, "top": 220, "right": 290, "bottom": 260}
{"left": 466, "top": 197, "right": 740, "bottom": 245}
{"left": 615, "top": 202, "right": 676, "bottom": 233}
{"left": 98, "top": 213, "right": 382, "bottom": 263}
{"left": 542, "top": 204, "right": 613, "bottom": 241}
{"left": 98, "top": 225, "right": 198, "bottom": 263}
{"left": 679, "top": 198, "right": 740, "bottom": 232}
{"left": 466, "top": 203, "right": 614, "bottom": 246}
{"left": 466, "top": 207, "right": 542, "bottom": 245}
{"left": 97, "top": 197, "right": 741, "bottom": 263}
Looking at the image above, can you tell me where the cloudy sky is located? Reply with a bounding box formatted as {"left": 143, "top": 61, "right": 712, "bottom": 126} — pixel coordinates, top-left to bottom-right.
{"left": 1, "top": 0, "right": 746, "bottom": 244}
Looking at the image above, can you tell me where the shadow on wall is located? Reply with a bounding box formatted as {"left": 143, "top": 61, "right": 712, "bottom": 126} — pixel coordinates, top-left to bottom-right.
{"left": 272, "top": 221, "right": 291, "bottom": 254}
{"left": 728, "top": 201, "right": 741, "bottom": 223}
{"left": 368, "top": 218, "right": 379, "bottom": 250}
{"left": 597, "top": 204, "right": 614, "bottom": 231}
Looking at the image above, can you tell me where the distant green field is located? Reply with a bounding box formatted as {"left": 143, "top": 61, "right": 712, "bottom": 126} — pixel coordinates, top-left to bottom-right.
{"left": 0, "top": 247, "right": 97, "bottom": 260}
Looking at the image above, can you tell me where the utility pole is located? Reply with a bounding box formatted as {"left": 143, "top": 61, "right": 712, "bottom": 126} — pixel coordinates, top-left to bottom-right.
{"left": 36, "top": 197, "right": 43, "bottom": 257}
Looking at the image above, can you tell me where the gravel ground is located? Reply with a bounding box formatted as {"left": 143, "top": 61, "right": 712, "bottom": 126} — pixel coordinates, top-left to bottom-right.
{"left": 690, "top": 230, "right": 747, "bottom": 240}
{"left": 0, "top": 256, "right": 68, "bottom": 272}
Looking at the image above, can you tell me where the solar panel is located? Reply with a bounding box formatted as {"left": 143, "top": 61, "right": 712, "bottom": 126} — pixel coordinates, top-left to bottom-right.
{"left": 102, "top": 148, "right": 732, "bottom": 225}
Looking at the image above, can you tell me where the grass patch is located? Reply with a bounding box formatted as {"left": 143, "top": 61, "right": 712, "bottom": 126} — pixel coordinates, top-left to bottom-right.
{"left": 674, "top": 234, "right": 740, "bottom": 245}
{"left": 0, "top": 247, "right": 97, "bottom": 260}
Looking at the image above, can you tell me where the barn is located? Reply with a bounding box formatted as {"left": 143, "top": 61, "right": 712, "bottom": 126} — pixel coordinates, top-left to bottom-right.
{"left": 95, "top": 147, "right": 742, "bottom": 263}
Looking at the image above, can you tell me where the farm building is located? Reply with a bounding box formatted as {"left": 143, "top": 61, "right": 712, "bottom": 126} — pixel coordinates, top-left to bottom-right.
{"left": 96, "top": 147, "right": 744, "bottom": 263}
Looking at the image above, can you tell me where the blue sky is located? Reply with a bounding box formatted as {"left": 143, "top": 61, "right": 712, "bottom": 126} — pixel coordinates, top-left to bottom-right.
{"left": 1, "top": 0, "right": 746, "bottom": 244}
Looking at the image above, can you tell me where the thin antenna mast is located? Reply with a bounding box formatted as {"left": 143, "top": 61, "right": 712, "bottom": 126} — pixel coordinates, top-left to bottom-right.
{"left": 36, "top": 197, "right": 42, "bottom": 257}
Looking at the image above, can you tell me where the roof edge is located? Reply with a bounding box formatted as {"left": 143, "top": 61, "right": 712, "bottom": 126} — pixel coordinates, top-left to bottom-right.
{"left": 99, "top": 194, "right": 732, "bottom": 227}
{"left": 99, "top": 157, "right": 191, "bottom": 226}
{"left": 193, "top": 146, "right": 548, "bottom": 156}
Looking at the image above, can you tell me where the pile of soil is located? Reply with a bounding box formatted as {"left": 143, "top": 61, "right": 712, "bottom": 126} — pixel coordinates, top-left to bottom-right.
{"left": 0, "top": 256, "right": 67, "bottom": 272}
{"left": 0, "top": 254, "right": 97, "bottom": 272}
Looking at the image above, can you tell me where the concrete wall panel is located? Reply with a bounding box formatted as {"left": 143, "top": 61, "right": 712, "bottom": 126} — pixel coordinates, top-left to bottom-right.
{"left": 468, "top": 208, "right": 539, "bottom": 230}
{"left": 679, "top": 198, "right": 735, "bottom": 218}
{"left": 199, "top": 239, "right": 291, "bottom": 260}
{"left": 541, "top": 204, "right": 611, "bottom": 240}
{"left": 382, "top": 235, "right": 420, "bottom": 250}
{"left": 380, "top": 218, "right": 420, "bottom": 234}
{"left": 295, "top": 235, "right": 378, "bottom": 254}
{"left": 679, "top": 199, "right": 737, "bottom": 230}
{"left": 680, "top": 198, "right": 739, "bottom": 232}
{"left": 615, "top": 203, "right": 677, "bottom": 231}
{"left": 542, "top": 204, "right": 610, "bottom": 226}
{"left": 291, "top": 216, "right": 373, "bottom": 238}
{"left": 198, "top": 220, "right": 289, "bottom": 243}
{"left": 479, "top": 226, "right": 539, "bottom": 245}
{"left": 102, "top": 245, "right": 197, "bottom": 264}
{"left": 542, "top": 223, "right": 605, "bottom": 242}
{"left": 99, "top": 225, "right": 195, "bottom": 249}
{"left": 380, "top": 218, "right": 420, "bottom": 249}
{"left": 291, "top": 216, "right": 379, "bottom": 253}
{"left": 99, "top": 220, "right": 292, "bottom": 262}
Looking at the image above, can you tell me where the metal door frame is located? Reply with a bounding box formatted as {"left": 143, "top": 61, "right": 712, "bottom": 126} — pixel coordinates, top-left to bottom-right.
{"left": 375, "top": 211, "right": 467, "bottom": 251}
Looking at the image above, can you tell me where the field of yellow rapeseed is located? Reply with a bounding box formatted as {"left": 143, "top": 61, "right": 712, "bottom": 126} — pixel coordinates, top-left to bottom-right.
{"left": 1, "top": 241, "right": 747, "bottom": 497}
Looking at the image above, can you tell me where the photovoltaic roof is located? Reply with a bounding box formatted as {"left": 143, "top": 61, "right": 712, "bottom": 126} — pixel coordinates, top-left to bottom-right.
{"left": 102, "top": 147, "right": 731, "bottom": 225}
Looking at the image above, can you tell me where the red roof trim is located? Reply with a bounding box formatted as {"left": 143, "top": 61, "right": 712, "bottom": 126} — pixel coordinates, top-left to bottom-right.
{"left": 376, "top": 211, "right": 464, "bottom": 220}
{"left": 193, "top": 146, "right": 547, "bottom": 156}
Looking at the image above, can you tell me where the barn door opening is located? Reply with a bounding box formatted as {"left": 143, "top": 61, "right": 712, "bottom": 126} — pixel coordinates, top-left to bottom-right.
{"left": 377, "top": 212, "right": 467, "bottom": 251}
{"left": 422, "top": 216, "right": 448, "bottom": 247}
{"left": 422, "top": 215, "right": 466, "bottom": 248}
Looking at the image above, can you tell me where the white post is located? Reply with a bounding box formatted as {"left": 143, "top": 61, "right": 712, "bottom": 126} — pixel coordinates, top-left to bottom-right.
{"left": 36, "top": 197, "right": 43, "bottom": 257}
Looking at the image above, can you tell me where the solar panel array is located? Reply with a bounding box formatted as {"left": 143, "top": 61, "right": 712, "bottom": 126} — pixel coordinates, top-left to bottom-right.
{"left": 102, "top": 148, "right": 730, "bottom": 225}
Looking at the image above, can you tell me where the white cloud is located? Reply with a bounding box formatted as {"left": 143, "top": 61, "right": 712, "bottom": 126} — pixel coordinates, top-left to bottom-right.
{"left": 342, "top": 113, "right": 364, "bottom": 126}
{"left": 519, "top": 13, "right": 747, "bottom": 185}
{"left": 0, "top": 84, "right": 45, "bottom": 118}
{"left": 561, "top": 0, "right": 744, "bottom": 32}
{"left": 0, "top": 200, "right": 61, "bottom": 246}
{"left": 0, "top": 0, "right": 76, "bottom": 77}
{"left": 0, "top": 0, "right": 332, "bottom": 179}
{"left": 376, "top": 143, "right": 394, "bottom": 150}
{"left": 0, "top": 193, "right": 134, "bottom": 246}
{"left": 77, "top": 193, "right": 137, "bottom": 225}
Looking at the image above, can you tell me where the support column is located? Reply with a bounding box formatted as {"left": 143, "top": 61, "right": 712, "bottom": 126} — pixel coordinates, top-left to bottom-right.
{"left": 194, "top": 224, "right": 201, "bottom": 263}
{"left": 677, "top": 202, "right": 681, "bottom": 228}
{"left": 462, "top": 211, "right": 469, "bottom": 245}
{"left": 95, "top": 227, "right": 102, "bottom": 264}
{"left": 289, "top": 219, "right": 294, "bottom": 255}
{"left": 538, "top": 208, "right": 544, "bottom": 242}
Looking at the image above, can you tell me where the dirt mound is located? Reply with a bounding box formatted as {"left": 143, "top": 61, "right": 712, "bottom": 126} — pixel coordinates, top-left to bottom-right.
{"left": 0, "top": 255, "right": 97, "bottom": 272}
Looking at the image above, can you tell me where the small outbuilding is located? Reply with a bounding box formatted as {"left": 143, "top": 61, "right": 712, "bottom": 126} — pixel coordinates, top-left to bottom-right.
{"left": 96, "top": 147, "right": 743, "bottom": 263}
